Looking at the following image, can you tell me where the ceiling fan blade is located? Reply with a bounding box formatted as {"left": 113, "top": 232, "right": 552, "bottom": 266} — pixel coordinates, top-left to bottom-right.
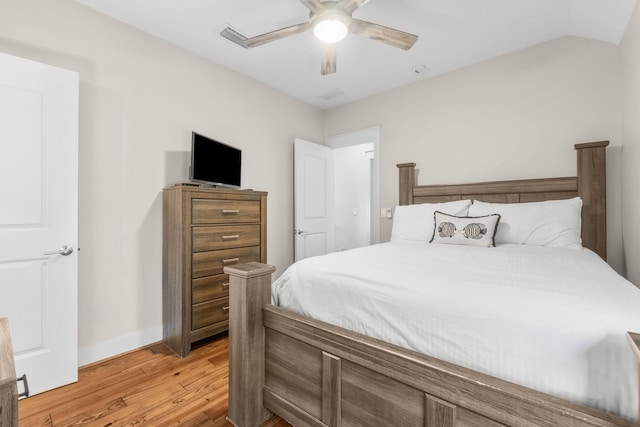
{"left": 299, "top": 0, "right": 325, "bottom": 14}
{"left": 340, "top": 0, "right": 371, "bottom": 14}
{"left": 350, "top": 19, "right": 418, "bottom": 50}
{"left": 321, "top": 43, "right": 337, "bottom": 75}
{"left": 244, "top": 22, "right": 310, "bottom": 48}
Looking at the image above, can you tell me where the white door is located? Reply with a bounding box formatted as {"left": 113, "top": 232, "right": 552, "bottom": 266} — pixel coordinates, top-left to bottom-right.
{"left": 0, "top": 52, "right": 79, "bottom": 396}
{"left": 294, "top": 139, "right": 334, "bottom": 261}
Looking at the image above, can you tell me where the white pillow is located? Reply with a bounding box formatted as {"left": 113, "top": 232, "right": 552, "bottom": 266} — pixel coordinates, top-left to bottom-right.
{"left": 430, "top": 211, "right": 501, "bottom": 248}
{"left": 390, "top": 199, "right": 471, "bottom": 242}
{"left": 467, "top": 197, "right": 583, "bottom": 249}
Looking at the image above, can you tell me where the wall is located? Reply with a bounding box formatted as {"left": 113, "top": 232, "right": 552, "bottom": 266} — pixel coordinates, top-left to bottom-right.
{"left": 324, "top": 36, "right": 625, "bottom": 276}
{"left": 621, "top": 3, "right": 640, "bottom": 285}
{"left": 0, "top": 0, "right": 324, "bottom": 364}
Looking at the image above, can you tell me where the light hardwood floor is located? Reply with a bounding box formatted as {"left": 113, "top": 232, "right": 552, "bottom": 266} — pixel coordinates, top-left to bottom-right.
{"left": 18, "top": 334, "right": 287, "bottom": 426}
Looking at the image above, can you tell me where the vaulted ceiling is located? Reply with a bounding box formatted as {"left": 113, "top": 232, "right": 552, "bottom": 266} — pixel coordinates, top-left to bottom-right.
{"left": 75, "top": 0, "right": 637, "bottom": 109}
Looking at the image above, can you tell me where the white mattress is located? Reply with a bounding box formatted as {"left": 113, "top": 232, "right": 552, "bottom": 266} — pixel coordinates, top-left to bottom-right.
{"left": 272, "top": 241, "right": 640, "bottom": 419}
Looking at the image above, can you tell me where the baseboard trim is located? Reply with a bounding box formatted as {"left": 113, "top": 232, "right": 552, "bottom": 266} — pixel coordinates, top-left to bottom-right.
{"left": 78, "top": 325, "right": 162, "bottom": 367}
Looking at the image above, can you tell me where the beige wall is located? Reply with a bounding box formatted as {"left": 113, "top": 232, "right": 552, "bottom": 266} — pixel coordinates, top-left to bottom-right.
{"left": 0, "top": 0, "right": 324, "bottom": 364}
{"left": 621, "top": 3, "right": 640, "bottom": 285}
{"left": 325, "top": 36, "right": 625, "bottom": 276}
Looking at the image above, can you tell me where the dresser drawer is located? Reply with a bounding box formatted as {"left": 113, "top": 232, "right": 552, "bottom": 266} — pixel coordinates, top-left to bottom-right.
{"left": 192, "top": 297, "right": 229, "bottom": 331}
{"left": 192, "top": 274, "right": 229, "bottom": 304}
{"left": 192, "top": 199, "right": 260, "bottom": 224}
{"left": 192, "top": 246, "right": 260, "bottom": 278}
{"left": 192, "top": 224, "right": 260, "bottom": 253}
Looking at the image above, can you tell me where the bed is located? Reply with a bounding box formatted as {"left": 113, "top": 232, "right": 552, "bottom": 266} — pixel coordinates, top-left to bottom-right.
{"left": 225, "top": 141, "right": 640, "bottom": 427}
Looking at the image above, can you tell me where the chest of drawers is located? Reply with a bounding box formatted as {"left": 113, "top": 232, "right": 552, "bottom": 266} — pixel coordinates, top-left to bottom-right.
{"left": 163, "top": 185, "right": 267, "bottom": 357}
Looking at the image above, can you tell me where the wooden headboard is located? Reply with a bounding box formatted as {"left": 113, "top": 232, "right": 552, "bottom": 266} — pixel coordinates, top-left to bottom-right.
{"left": 397, "top": 141, "right": 608, "bottom": 260}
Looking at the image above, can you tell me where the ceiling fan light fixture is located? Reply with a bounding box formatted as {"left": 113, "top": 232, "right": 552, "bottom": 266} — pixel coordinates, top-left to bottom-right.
{"left": 311, "top": 11, "right": 351, "bottom": 43}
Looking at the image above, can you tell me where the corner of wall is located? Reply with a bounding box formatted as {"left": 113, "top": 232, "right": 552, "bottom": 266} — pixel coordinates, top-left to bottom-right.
{"left": 78, "top": 325, "right": 163, "bottom": 367}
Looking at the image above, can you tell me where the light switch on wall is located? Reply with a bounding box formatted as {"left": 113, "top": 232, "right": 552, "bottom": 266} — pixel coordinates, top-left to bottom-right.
{"left": 380, "top": 208, "right": 393, "bottom": 218}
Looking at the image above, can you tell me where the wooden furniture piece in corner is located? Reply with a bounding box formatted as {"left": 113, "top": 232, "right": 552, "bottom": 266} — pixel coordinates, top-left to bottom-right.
{"left": 163, "top": 185, "right": 267, "bottom": 357}
{"left": 0, "top": 317, "right": 18, "bottom": 427}
{"left": 227, "top": 142, "right": 637, "bottom": 427}
{"left": 628, "top": 332, "right": 640, "bottom": 422}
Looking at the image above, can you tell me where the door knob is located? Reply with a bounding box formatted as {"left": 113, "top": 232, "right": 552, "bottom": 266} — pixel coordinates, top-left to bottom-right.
{"left": 44, "top": 245, "right": 74, "bottom": 256}
{"left": 294, "top": 229, "right": 307, "bottom": 235}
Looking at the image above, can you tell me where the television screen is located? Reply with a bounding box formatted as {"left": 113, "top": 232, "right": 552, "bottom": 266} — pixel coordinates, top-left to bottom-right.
{"left": 190, "top": 132, "right": 241, "bottom": 188}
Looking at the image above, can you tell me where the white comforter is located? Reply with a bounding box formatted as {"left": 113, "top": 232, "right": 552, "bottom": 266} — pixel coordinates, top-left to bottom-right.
{"left": 272, "top": 241, "right": 640, "bottom": 419}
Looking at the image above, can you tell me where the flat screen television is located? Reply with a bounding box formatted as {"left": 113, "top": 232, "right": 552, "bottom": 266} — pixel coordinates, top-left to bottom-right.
{"left": 189, "top": 132, "right": 241, "bottom": 188}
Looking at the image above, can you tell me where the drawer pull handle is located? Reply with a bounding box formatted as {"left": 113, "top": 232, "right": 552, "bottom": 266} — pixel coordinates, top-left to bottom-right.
{"left": 222, "top": 234, "right": 239, "bottom": 241}
{"left": 222, "top": 209, "right": 240, "bottom": 215}
{"left": 222, "top": 282, "right": 230, "bottom": 289}
{"left": 222, "top": 306, "right": 230, "bottom": 312}
{"left": 222, "top": 258, "right": 240, "bottom": 265}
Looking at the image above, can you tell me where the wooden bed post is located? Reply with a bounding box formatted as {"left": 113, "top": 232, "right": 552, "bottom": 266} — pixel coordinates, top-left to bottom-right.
{"left": 397, "top": 163, "right": 416, "bottom": 206}
{"left": 575, "top": 141, "right": 608, "bottom": 261}
{"left": 225, "top": 262, "right": 276, "bottom": 427}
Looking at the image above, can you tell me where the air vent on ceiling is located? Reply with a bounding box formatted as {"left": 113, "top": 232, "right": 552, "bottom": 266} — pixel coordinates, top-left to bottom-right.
{"left": 319, "top": 88, "right": 346, "bottom": 100}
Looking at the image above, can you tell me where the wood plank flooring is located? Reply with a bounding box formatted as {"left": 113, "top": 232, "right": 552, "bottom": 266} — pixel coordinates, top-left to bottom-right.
{"left": 18, "top": 334, "right": 288, "bottom": 426}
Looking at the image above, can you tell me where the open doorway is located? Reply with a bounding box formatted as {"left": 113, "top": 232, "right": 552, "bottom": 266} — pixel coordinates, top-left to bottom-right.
{"left": 326, "top": 126, "right": 380, "bottom": 251}
{"left": 332, "top": 143, "right": 373, "bottom": 250}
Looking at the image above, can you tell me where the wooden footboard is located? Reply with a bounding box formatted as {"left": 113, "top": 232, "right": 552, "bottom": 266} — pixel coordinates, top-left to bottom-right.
{"left": 226, "top": 264, "right": 638, "bottom": 427}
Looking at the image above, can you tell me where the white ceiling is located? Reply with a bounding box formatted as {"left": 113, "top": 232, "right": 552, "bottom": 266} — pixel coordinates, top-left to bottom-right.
{"left": 75, "top": 0, "right": 636, "bottom": 109}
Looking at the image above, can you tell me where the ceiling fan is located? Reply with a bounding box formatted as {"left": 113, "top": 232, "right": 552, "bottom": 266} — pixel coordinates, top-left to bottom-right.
{"left": 221, "top": 0, "right": 418, "bottom": 75}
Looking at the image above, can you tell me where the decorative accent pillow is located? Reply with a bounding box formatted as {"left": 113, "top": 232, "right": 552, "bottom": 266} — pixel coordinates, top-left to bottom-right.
{"left": 467, "top": 197, "right": 582, "bottom": 249}
{"left": 390, "top": 200, "right": 471, "bottom": 242}
{"left": 430, "top": 211, "right": 501, "bottom": 247}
